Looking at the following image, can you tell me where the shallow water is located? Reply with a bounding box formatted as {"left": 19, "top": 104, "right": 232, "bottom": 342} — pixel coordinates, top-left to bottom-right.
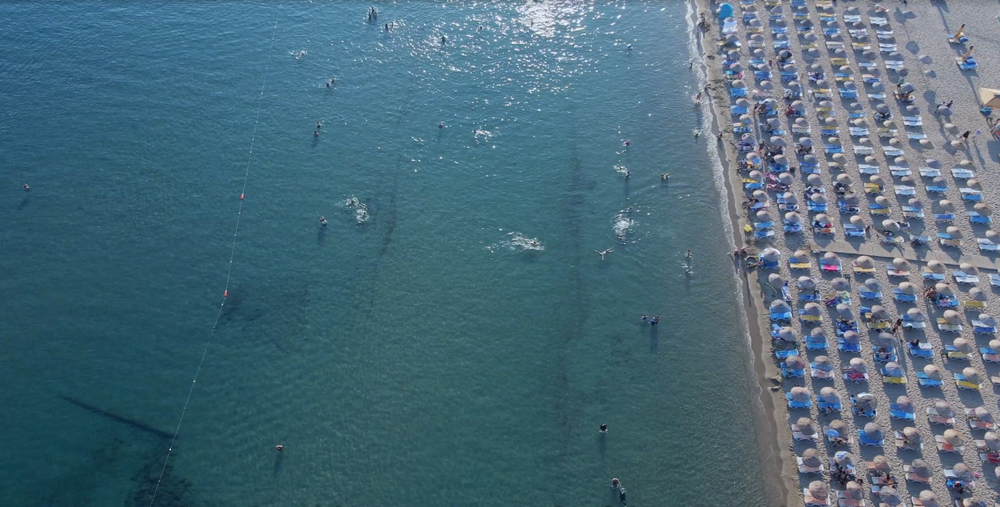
{"left": 0, "top": 2, "right": 767, "bottom": 505}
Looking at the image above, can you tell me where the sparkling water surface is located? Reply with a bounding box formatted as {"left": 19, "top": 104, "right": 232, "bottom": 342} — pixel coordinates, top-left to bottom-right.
{"left": 0, "top": 2, "right": 767, "bottom": 505}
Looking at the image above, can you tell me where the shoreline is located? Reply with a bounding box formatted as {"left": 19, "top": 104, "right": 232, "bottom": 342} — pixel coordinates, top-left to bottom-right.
{"left": 689, "top": 1, "right": 796, "bottom": 505}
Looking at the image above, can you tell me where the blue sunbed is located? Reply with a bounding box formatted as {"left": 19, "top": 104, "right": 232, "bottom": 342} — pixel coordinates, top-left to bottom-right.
{"left": 889, "top": 404, "right": 915, "bottom": 420}
{"left": 916, "top": 372, "right": 943, "bottom": 387}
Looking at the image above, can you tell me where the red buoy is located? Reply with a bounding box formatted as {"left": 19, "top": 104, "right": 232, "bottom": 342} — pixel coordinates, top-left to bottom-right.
{"left": 240, "top": 193, "right": 244, "bottom": 200}
{"left": 224, "top": 290, "right": 228, "bottom": 298}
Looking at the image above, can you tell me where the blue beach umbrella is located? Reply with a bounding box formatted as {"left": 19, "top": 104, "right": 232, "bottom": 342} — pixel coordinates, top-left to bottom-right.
{"left": 718, "top": 3, "right": 734, "bottom": 19}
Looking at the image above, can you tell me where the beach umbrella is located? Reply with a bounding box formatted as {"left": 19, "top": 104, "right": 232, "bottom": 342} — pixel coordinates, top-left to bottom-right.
{"left": 870, "top": 305, "right": 888, "bottom": 320}
{"left": 839, "top": 65, "right": 853, "bottom": 75}
{"left": 739, "top": 114, "right": 752, "bottom": 126}
{"left": 761, "top": 247, "right": 781, "bottom": 262}
{"left": 798, "top": 137, "right": 813, "bottom": 148}
{"left": 803, "top": 303, "right": 822, "bottom": 316}
{"left": 747, "top": 170, "right": 763, "bottom": 181}
{"left": 953, "top": 463, "right": 973, "bottom": 481}
{"left": 794, "top": 118, "right": 808, "bottom": 129}
{"left": 991, "top": 339, "right": 1000, "bottom": 351}
{"left": 750, "top": 34, "right": 764, "bottom": 44}
{"left": 806, "top": 174, "right": 822, "bottom": 187}
{"left": 854, "top": 256, "right": 873, "bottom": 270}
{"left": 944, "top": 311, "right": 962, "bottom": 325}
{"left": 963, "top": 499, "right": 987, "bottom": 507}
{"left": 809, "top": 193, "right": 827, "bottom": 205}
{"left": 870, "top": 173, "right": 884, "bottom": 185}
{"left": 898, "top": 282, "right": 915, "bottom": 294}
{"left": 876, "top": 332, "right": 895, "bottom": 348}
{"left": 934, "top": 400, "right": 954, "bottom": 417}
{"left": 732, "top": 79, "right": 746, "bottom": 88}
{"left": 959, "top": 262, "right": 978, "bottom": 274}
{"left": 729, "top": 62, "right": 744, "bottom": 73}
{"left": 803, "top": 33, "right": 817, "bottom": 42}
{"left": 842, "top": 193, "right": 859, "bottom": 205}
{"left": 793, "top": 249, "right": 809, "bottom": 259}
{"left": 874, "top": 195, "right": 889, "bottom": 207}
{"left": 767, "top": 273, "right": 783, "bottom": 288}
{"left": 881, "top": 219, "right": 900, "bottom": 232}
{"left": 918, "top": 490, "right": 940, "bottom": 507}
{"left": 987, "top": 231, "right": 998, "bottom": 240}
{"left": 830, "top": 277, "right": 849, "bottom": 291}
{"left": 727, "top": 50, "right": 741, "bottom": 60}
{"left": 759, "top": 80, "right": 774, "bottom": 91}
{"left": 769, "top": 300, "right": 790, "bottom": 313}
{"left": 939, "top": 199, "right": 954, "bottom": 211}
{"left": 960, "top": 158, "right": 973, "bottom": 167}
{"left": 927, "top": 260, "right": 945, "bottom": 273}
{"left": 826, "top": 135, "right": 840, "bottom": 144}
{"left": 773, "top": 154, "right": 788, "bottom": 166}
{"left": 790, "top": 100, "right": 805, "bottom": 112}
{"left": 968, "top": 178, "right": 982, "bottom": 189}
{"left": 752, "top": 190, "right": 768, "bottom": 203}
{"left": 923, "top": 365, "right": 941, "bottom": 380}
{"left": 876, "top": 104, "right": 890, "bottom": 114}
{"left": 894, "top": 396, "right": 914, "bottom": 414}
{"left": 909, "top": 458, "right": 931, "bottom": 480}
{"left": 984, "top": 432, "right": 1000, "bottom": 451}
{"left": 892, "top": 258, "right": 910, "bottom": 270}
{"left": 837, "top": 303, "right": 854, "bottom": 320}
{"left": 848, "top": 358, "right": 866, "bottom": 373}
{"left": 765, "top": 118, "right": 780, "bottom": 130}
{"left": 776, "top": 172, "right": 793, "bottom": 185}
{"left": 906, "top": 308, "right": 925, "bottom": 321}
{"left": 812, "top": 355, "right": 831, "bottom": 371}
{"left": 849, "top": 215, "right": 864, "bottom": 227}
{"left": 871, "top": 455, "right": 890, "bottom": 473}
{"left": 878, "top": 487, "right": 901, "bottom": 506}
{"left": 843, "top": 481, "right": 863, "bottom": 500}
{"left": 979, "top": 313, "right": 996, "bottom": 326}
{"left": 884, "top": 362, "right": 903, "bottom": 377}
{"left": 894, "top": 156, "right": 907, "bottom": 165}
{"left": 972, "top": 406, "right": 992, "bottom": 423}
{"left": 783, "top": 64, "right": 797, "bottom": 74}
{"left": 762, "top": 98, "right": 777, "bottom": 110}
{"left": 800, "top": 448, "right": 821, "bottom": 468}
{"left": 797, "top": 276, "right": 815, "bottom": 289}
{"left": 864, "top": 278, "right": 880, "bottom": 291}
{"left": 974, "top": 203, "right": 992, "bottom": 216}
{"left": 784, "top": 212, "right": 801, "bottom": 224}
{"left": 864, "top": 422, "right": 882, "bottom": 440}
{"left": 785, "top": 355, "right": 806, "bottom": 370}
{"left": 810, "top": 327, "right": 827, "bottom": 343}
{"left": 819, "top": 387, "right": 840, "bottom": 403}
{"left": 832, "top": 48, "right": 846, "bottom": 58}
{"left": 946, "top": 226, "right": 963, "bottom": 239}
{"left": 776, "top": 327, "right": 797, "bottom": 343}
{"left": 807, "top": 481, "right": 828, "bottom": 501}
{"left": 963, "top": 367, "right": 981, "bottom": 385}
{"left": 832, "top": 449, "right": 853, "bottom": 466}
{"left": 843, "top": 330, "right": 860, "bottom": 345}
{"left": 902, "top": 426, "right": 921, "bottom": 443}
{"left": 953, "top": 337, "right": 971, "bottom": 353}
{"left": 900, "top": 83, "right": 914, "bottom": 93}
{"left": 935, "top": 283, "right": 955, "bottom": 297}
{"left": 814, "top": 214, "right": 830, "bottom": 225}
{"left": 789, "top": 386, "right": 811, "bottom": 402}
{"left": 899, "top": 175, "right": 914, "bottom": 185}
{"left": 836, "top": 174, "right": 851, "bottom": 185}
{"left": 756, "top": 210, "right": 773, "bottom": 222}
{"left": 944, "top": 429, "right": 964, "bottom": 446}
{"left": 745, "top": 153, "right": 761, "bottom": 166}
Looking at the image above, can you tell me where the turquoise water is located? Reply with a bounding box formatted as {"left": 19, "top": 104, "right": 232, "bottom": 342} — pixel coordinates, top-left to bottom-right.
{"left": 0, "top": 2, "right": 768, "bottom": 505}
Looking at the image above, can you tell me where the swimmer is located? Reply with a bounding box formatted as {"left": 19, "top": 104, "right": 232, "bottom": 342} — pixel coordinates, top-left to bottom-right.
{"left": 626, "top": 206, "right": 633, "bottom": 213}
{"left": 689, "top": 60, "right": 693, "bottom": 69}
{"left": 641, "top": 314, "right": 649, "bottom": 322}
{"left": 275, "top": 445, "right": 284, "bottom": 452}
{"left": 619, "top": 487, "right": 627, "bottom": 505}
{"left": 627, "top": 44, "right": 632, "bottom": 51}
{"left": 439, "top": 122, "right": 445, "bottom": 128}
{"left": 611, "top": 478, "right": 621, "bottom": 489}
{"left": 651, "top": 316, "right": 659, "bottom": 325}
{"left": 478, "top": 25, "right": 483, "bottom": 32}
{"left": 600, "top": 424, "right": 608, "bottom": 433}
{"left": 624, "top": 140, "right": 631, "bottom": 147}
{"left": 661, "top": 172, "right": 670, "bottom": 181}
{"left": 623, "top": 171, "right": 630, "bottom": 181}
{"left": 385, "top": 23, "right": 389, "bottom": 31}
{"left": 320, "top": 216, "right": 328, "bottom": 227}
{"left": 441, "top": 35, "right": 447, "bottom": 44}
{"left": 695, "top": 92, "right": 702, "bottom": 102}
{"left": 595, "top": 248, "right": 614, "bottom": 260}
{"left": 316, "top": 121, "right": 322, "bottom": 129}
{"left": 686, "top": 249, "right": 693, "bottom": 259}
{"left": 694, "top": 130, "right": 700, "bottom": 138}
{"left": 23, "top": 183, "right": 30, "bottom": 191}
{"left": 326, "top": 81, "right": 331, "bottom": 88}
{"left": 313, "top": 130, "right": 319, "bottom": 137}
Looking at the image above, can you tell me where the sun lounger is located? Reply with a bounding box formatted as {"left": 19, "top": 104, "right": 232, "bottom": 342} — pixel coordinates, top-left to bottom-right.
{"left": 853, "top": 146, "right": 874, "bottom": 155}
{"left": 902, "top": 320, "right": 925, "bottom": 330}
{"left": 951, "top": 168, "right": 975, "bottom": 179}
{"left": 889, "top": 166, "right": 910, "bottom": 177}
{"left": 939, "top": 236, "right": 962, "bottom": 248}
{"left": 927, "top": 407, "right": 956, "bottom": 425}
{"left": 889, "top": 404, "right": 915, "bottom": 420}
{"left": 934, "top": 213, "right": 955, "bottom": 222}
{"left": 966, "top": 408, "right": 995, "bottom": 430}
{"left": 970, "top": 211, "right": 991, "bottom": 224}
{"left": 902, "top": 207, "right": 924, "bottom": 219}
{"left": 921, "top": 269, "right": 945, "bottom": 281}
{"left": 885, "top": 61, "right": 904, "bottom": 71}
{"left": 907, "top": 342, "right": 933, "bottom": 359}
{"left": 869, "top": 93, "right": 886, "bottom": 101}
{"left": 837, "top": 337, "right": 860, "bottom": 353}
{"left": 978, "top": 238, "right": 1000, "bottom": 252}
{"left": 964, "top": 300, "right": 986, "bottom": 311}
{"left": 944, "top": 346, "right": 969, "bottom": 360}
{"left": 786, "top": 393, "right": 813, "bottom": 409}
{"left": 918, "top": 167, "right": 940, "bottom": 177}
{"left": 830, "top": 57, "right": 849, "bottom": 66}
{"left": 926, "top": 185, "right": 947, "bottom": 193}
{"left": 870, "top": 16, "right": 888, "bottom": 26}
{"left": 849, "top": 127, "right": 870, "bottom": 137}
{"left": 955, "top": 373, "right": 981, "bottom": 391}
{"left": 823, "top": 145, "right": 843, "bottom": 154}
{"left": 886, "top": 264, "right": 910, "bottom": 278}
{"left": 916, "top": 372, "right": 942, "bottom": 387}
{"left": 859, "top": 288, "right": 882, "bottom": 301}
{"left": 902, "top": 116, "right": 923, "bottom": 127}
{"left": 843, "top": 370, "right": 867, "bottom": 382}
{"left": 961, "top": 188, "right": 983, "bottom": 201}
{"left": 859, "top": 166, "right": 880, "bottom": 178}
{"left": 974, "top": 322, "right": 997, "bottom": 335}
{"left": 991, "top": 274, "right": 1000, "bottom": 287}
{"left": 936, "top": 318, "right": 963, "bottom": 333}
{"left": 935, "top": 435, "right": 964, "bottom": 453}
{"left": 781, "top": 363, "right": 805, "bottom": 378}
{"left": 952, "top": 271, "right": 980, "bottom": 284}
{"left": 800, "top": 312, "right": 822, "bottom": 324}
{"left": 894, "top": 185, "right": 915, "bottom": 196}
{"left": 957, "top": 57, "right": 978, "bottom": 71}
{"left": 891, "top": 290, "right": 916, "bottom": 304}
{"left": 980, "top": 452, "right": 1000, "bottom": 464}
{"left": 858, "top": 429, "right": 884, "bottom": 447}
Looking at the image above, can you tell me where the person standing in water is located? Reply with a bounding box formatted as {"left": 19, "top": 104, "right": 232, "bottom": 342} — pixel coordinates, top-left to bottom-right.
{"left": 600, "top": 424, "right": 608, "bottom": 433}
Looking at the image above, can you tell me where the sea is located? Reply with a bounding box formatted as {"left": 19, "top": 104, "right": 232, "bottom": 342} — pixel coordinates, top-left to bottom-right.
{"left": 0, "top": 2, "right": 769, "bottom": 505}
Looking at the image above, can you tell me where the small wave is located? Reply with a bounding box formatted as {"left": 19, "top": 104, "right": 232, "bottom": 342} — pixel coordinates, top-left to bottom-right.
{"left": 612, "top": 213, "right": 634, "bottom": 242}
{"left": 291, "top": 49, "right": 307, "bottom": 59}
{"left": 344, "top": 196, "right": 369, "bottom": 224}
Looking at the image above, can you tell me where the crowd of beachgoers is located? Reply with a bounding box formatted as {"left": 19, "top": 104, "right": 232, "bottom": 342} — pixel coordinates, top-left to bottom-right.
{"left": 699, "top": 0, "right": 1000, "bottom": 505}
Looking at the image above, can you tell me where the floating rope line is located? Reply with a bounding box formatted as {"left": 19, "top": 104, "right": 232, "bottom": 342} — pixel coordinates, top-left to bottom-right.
{"left": 148, "top": 15, "right": 280, "bottom": 507}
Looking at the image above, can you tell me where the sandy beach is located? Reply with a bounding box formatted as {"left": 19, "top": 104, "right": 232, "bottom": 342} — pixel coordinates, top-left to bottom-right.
{"left": 696, "top": 0, "right": 1000, "bottom": 505}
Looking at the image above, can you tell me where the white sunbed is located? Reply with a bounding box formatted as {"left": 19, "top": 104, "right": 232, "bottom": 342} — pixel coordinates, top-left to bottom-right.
{"left": 919, "top": 167, "right": 941, "bottom": 177}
